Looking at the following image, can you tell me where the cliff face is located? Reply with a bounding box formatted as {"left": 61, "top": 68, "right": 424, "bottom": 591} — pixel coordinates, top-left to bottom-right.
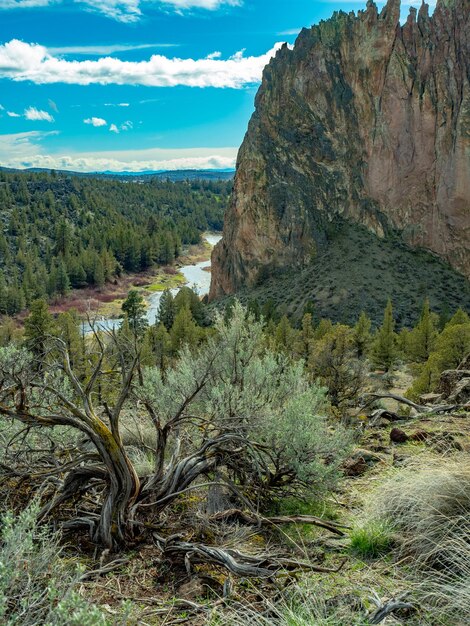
{"left": 209, "top": 0, "right": 470, "bottom": 300}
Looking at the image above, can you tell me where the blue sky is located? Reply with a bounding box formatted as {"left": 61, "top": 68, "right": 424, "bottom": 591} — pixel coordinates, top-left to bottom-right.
{"left": 0, "top": 0, "right": 432, "bottom": 172}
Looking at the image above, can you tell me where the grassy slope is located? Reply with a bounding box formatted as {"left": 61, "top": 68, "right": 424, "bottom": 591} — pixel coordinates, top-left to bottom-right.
{"left": 216, "top": 220, "right": 470, "bottom": 327}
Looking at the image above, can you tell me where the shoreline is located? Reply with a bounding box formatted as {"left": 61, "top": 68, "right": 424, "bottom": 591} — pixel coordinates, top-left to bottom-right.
{"left": 47, "top": 234, "right": 219, "bottom": 321}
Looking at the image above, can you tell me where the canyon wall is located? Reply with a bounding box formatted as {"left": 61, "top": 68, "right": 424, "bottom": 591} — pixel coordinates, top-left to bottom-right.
{"left": 210, "top": 0, "right": 470, "bottom": 299}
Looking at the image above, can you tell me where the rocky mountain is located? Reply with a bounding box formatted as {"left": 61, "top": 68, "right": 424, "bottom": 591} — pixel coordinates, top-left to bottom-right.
{"left": 209, "top": 0, "right": 470, "bottom": 308}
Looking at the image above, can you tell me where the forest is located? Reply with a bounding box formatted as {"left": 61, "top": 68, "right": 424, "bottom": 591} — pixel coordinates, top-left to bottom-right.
{"left": 0, "top": 170, "right": 230, "bottom": 314}
{"left": 0, "top": 284, "right": 469, "bottom": 625}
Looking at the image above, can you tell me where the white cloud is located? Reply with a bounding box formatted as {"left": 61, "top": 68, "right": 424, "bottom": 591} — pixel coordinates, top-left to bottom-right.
{"left": 7, "top": 111, "right": 21, "bottom": 117}
{"left": 104, "top": 102, "right": 130, "bottom": 107}
{"left": 48, "top": 43, "right": 178, "bottom": 55}
{"left": 24, "top": 106, "right": 54, "bottom": 121}
{"left": 0, "top": 132, "right": 238, "bottom": 171}
{"left": 0, "top": 0, "right": 241, "bottom": 22}
{"left": 84, "top": 117, "right": 107, "bottom": 127}
{"left": 108, "top": 120, "right": 133, "bottom": 133}
{"left": 0, "top": 104, "right": 4, "bottom": 110}
{"left": 0, "top": 39, "right": 285, "bottom": 88}
{"left": 277, "top": 28, "right": 301, "bottom": 36}
{"left": 0, "top": 0, "right": 52, "bottom": 7}
{"left": 48, "top": 98, "right": 58, "bottom": 112}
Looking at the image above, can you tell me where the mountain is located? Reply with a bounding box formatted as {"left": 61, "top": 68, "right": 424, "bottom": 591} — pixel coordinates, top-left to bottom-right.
{"left": 209, "top": 0, "right": 470, "bottom": 322}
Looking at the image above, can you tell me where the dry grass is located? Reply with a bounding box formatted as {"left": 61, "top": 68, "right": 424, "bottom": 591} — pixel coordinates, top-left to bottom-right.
{"left": 374, "top": 457, "right": 470, "bottom": 569}
{"left": 372, "top": 456, "right": 470, "bottom": 623}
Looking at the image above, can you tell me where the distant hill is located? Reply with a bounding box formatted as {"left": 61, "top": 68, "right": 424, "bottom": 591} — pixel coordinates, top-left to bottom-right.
{"left": 0, "top": 166, "right": 235, "bottom": 182}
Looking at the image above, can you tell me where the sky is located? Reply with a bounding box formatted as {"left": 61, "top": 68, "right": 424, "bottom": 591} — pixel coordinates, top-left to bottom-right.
{"left": 0, "top": 0, "right": 434, "bottom": 173}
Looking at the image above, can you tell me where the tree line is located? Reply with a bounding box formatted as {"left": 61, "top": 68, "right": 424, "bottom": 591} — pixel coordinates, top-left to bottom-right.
{"left": 0, "top": 170, "right": 230, "bottom": 314}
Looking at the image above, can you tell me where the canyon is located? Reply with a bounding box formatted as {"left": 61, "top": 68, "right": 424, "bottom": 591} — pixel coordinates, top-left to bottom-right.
{"left": 210, "top": 0, "right": 470, "bottom": 305}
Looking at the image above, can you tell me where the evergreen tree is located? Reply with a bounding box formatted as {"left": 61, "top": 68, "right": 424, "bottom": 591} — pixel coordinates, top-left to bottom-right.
{"left": 158, "top": 289, "right": 176, "bottom": 330}
{"left": 274, "top": 315, "right": 296, "bottom": 353}
{"left": 313, "top": 318, "right": 334, "bottom": 341}
{"left": 121, "top": 290, "right": 148, "bottom": 336}
{"left": 246, "top": 298, "right": 261, "bottom": 322}
{"left": 407, "top": 317, "right": 470, "bottom": 399}
{"left": 372, "top": 299, "right": 398, "bottom": 370}
{"left": 145, "top": 322, "right": 171, "bottom": 370}
{"left": 353, "top": 311, "right": 372, "bottom": 358}
{"left": 0, "top": 271, "right": 7, "bottom": 315}
{"left": 170, "top": 305, "right": 199, "bottom": 354}
{"left": 56, "top": 260, "right": 71, "bottom": 296}
{"left": 446, "top": 308, "right": 470, "bottom": 327}
{"left": 302, "top": 300, "right": 317, "bottom": 325}
{"left": 294, "top": 312, "right": 315, "bottom": 361}
{"left": 24, "top": 299, "right": 53, "bottom": 361}
{"left": 0, "top": 316, "right": 17, "bottom": 347}
{"left": 261, "top": 298, "right": 277, "bottom": 323}
{"left": 56, "top": 310, "right": 83, "bottom": 371}
{"left": 174, "top": 287, "right": 205, "bottom": 326}
{"left": 407, "top": 298, "right": 438, "bottom": 362}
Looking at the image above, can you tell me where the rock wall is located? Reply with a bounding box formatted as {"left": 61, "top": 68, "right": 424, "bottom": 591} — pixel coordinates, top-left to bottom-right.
{"left": 210, "top": 0, "right": 470, "bottom": 299}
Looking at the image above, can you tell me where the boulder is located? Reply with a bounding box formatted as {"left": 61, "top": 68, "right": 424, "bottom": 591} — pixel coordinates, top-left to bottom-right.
{"left": 390, "top": 428, "right": 409, "bottom": 444}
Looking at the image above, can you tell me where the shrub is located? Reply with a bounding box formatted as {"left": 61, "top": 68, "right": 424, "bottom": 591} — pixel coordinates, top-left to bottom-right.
{"left": 0, "top": 500, "right": 109, "bottom": 626}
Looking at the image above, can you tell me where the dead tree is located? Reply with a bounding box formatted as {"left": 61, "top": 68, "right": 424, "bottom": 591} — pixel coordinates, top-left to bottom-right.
{"left": 0, "top": 304, "right": 348, "bottom": 557}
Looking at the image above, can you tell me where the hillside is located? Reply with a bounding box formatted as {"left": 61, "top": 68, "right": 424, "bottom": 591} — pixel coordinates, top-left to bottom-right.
{"left": 210, "top": 0, "right": 470, "bottom": 317}
{"left": 213, "top": 218, "right": 470, "bottom": 327}
{"left": 0, "top": 170, "right": 229, "bottom": 313}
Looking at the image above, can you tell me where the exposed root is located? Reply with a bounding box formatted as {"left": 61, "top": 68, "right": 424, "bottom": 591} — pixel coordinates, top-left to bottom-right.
{"left": 209, "top": 508, "right": 348, "bottom": 536}
{"left": 153, "top": 533, "right": 347, "bottom": 578}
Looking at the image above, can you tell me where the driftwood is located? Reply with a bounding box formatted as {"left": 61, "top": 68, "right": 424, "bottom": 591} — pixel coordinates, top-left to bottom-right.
{"left": 368, "top": 590, "right": 414, "bottom": 624}
{"left": 209, "top": 508, "right": 348, "bottom": 536}
{"left": 365, "top": 393, "right": 469, "bottom": 415}
{"left": 368, "top": 408, "right": 410, "bottom": 425}
{"left": 153, "top": 533, "right": 346, "bottom": 578}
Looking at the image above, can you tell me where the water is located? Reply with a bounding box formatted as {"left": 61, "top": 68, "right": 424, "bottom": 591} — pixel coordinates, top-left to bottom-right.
{"left": 82, "top": 233, "right": 222, "bottom": 333}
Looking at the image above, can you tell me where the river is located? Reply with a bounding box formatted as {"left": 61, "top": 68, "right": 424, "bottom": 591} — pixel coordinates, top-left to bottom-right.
{"left": 83, "top": 233, "right": 221, "bottom": 333}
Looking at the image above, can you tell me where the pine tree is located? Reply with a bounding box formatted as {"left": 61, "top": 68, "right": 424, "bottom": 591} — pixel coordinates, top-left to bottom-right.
{"left": 353, "top": 311, "right": 372, "bottom": 358}
{"left": 56, "top": 260, "right": 71, "bottom": 296}
{"left": 261, "top": 298, "right": 277, "bottom": 323}
{"left": 446, "top": 308, "right": 470, "bottom": 327}
{"left": 294, "top": 312, "right": 315, "bottom": 361}
{"left": 170, "top": 305, "right": 199, "bottom": 354}
{"left": 247, "top": 298, "right": 261, "bottom": 321}
{"left": 407, "top": 299, "right": 438, "bottom": 362}
{"left": 122, "top": 290, "right": 148, "bottom": 336}
{"left": 145, "top": 322, "right": 171, "bottom": 369}
{"left": 372, "top": 299, "right": 398, "bottom": 371}
{"left": 0, "top": 271, "right": 7, "bottom": 315}
{"left": 274, "top": 315, "right": 296, "bottom": 353}
{"left": 24, "top": 299, "right": 53, "bottom": 361}
{"left": 158, "top": 289, "right": 176, "bottom": 330}
{"left": 174, "top": 287, "right": 205, "bottom": 326}
{"left": 56, "top": 310, "right": 83, "bottom": 371}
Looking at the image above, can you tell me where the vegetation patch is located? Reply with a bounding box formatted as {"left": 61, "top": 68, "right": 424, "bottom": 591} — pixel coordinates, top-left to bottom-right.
{"left": 349, "top": 519, "right": 395, "bottom": 559}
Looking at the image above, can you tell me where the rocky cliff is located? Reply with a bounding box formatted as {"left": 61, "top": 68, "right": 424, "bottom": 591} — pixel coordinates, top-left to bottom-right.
{"left": 209, "top": 0, "right": 470, "bottom": 301}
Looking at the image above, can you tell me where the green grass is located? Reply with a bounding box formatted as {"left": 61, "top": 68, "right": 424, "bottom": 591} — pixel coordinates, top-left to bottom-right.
{"left": 349, "top": 519, "right": 395, "bottom": 559}
{"left": 270, "top": 495, "right": 340, "bottom": 521}
{"left": 144, "top": 272, "right": 186, "bottom": 292}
